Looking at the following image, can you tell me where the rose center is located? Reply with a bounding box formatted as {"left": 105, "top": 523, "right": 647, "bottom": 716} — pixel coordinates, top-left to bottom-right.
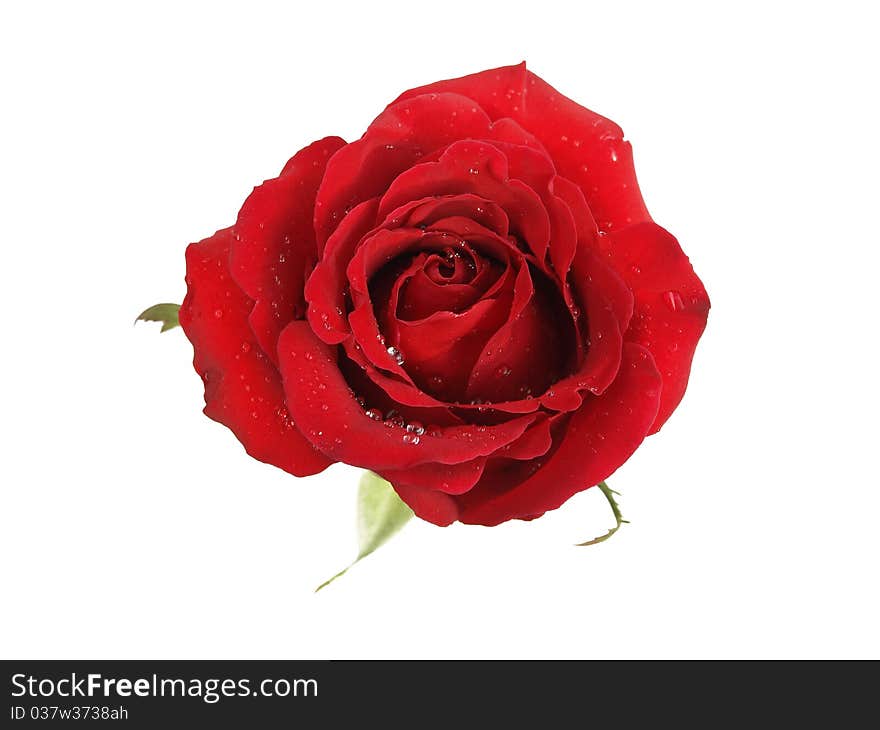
{"left": 425, "top": 247, "right": 477, "bottom": 284}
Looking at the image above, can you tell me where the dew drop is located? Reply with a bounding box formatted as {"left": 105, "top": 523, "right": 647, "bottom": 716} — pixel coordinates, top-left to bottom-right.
{"left": 496, "top": 365, "right": 512, "bottom": 377}
{"left": 365, "top": 408, "right": 383, "bottom": 421}
{"left": 384, "top": 410, "right": 406, "bottom": 428}
{"left": 213, "top": 309, "right": 223, "bottom": 319}
{"left": 387, "top": 345, "right": 405, "bottom": 366}
{"left": 663, "top": 290, "right": 685, "bottom": 312}
{"left": 402, "top": 433, "right": 420, "bottom": 445}
{"left": 406, "top": 421, "right": 426, "bottom": 436}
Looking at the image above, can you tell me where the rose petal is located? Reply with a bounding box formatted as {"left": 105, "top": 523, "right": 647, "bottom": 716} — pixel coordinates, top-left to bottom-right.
{"left": 390, "top": 482, "right": 459, "bottom": 526}
{"left": 485, "top": 116, "right": 549, "bottom": 153}
{"left": 230, "top": 137, "right": 345, "bottom": 363}
{"left": 457, "top": 343, "right": 661, "bottom": 525}
{"left": 544, "top": 246, "right": 633, "bottom": 402}
{"left": 304, "top": 198, "right": 380, "bottom": 345}
{"left": 277, "top": 321, "right": 539, "bottom": 470}
{"left": 390, "top": 62, "right": 652, "bottom": 232}
{"left": 397, "top": 194, "right": 510, "bottom": 238}
{"left": 378, "top": 140, "right": 551, "bottom": 257}
{"left": 545, "top": 193, "right": 578, "bottom": 282}
{"left": 381, "top": 458, "right": 487, "bottom": 496}
{"left": 466, "top": 265, "right": 575, "bottom": 403}
{"left": 346, "top": 356, "right": 543, "bottom": 415}
{"left": 396, "top": 295, "right": 513, "bottom": 402}
{"left": 600, "top": 222, "right": 710, "bottom": 432}
{"left": 395, "top": 256, "right": 504, "bottom": 320}
{"left": 496, "top": 415, "right": 555, "bottom": 460}
{"left": 337, "top": 353, "right": 463, "bottom": 429}
{"left": 180, "top": 229, "right": 332, "bottom": 477}
{"left": 314, "top": 93, "right": 494, "bottom": 248}
{"left": 345, "top": 225, "right": 518, "bottom": 386}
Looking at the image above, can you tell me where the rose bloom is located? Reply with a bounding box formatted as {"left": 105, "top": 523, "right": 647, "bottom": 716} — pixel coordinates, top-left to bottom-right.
{"left": 179, "top": 63, "right": 709, "bottom": 526}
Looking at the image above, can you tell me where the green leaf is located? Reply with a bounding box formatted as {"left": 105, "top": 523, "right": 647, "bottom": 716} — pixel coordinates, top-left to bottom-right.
{"left": 136, "top": 303, "right": 181, "bottom": 333}
{"left": 576, "top": 481, "right": 630, "bottom": 546}
{"left": 316, "top": 471, "right": 414, "bottom": 592}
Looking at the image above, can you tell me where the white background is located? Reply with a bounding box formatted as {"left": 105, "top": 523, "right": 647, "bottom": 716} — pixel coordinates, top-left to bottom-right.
{"left": 2, "top": 1, "right": 878, "bottom": 659}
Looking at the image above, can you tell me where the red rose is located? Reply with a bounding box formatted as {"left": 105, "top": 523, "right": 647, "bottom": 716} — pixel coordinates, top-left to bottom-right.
{"left": 179, "top": 63, "right": 709, "bottom": 527}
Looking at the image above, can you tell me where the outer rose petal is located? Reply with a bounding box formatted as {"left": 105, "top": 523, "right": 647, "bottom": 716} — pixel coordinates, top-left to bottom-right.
{"left": 390, "top": 483, "right": 459, "bottom": 527}
{"left": 180, "top": 228, "right": 332, "bottom": 477}
{"left": 230, "top": 136, "right": 346, "bottom": 363}
{"left": 380, "top": 458, "right": 487, "bottom": 496}
{"left": 600, "top": 222, "right": 710, "bottom": 433}
{"left": 457, "top": 343, "right": 662, "bottom": 525}
{"left": 390, "top": 62, "right": 651, "bottom": 232}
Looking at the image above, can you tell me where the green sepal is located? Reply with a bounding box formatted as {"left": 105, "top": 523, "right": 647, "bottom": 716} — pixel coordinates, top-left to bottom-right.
{"left": 136, "top": 303, "right": 181, "bottom": 333}
{"left": 316, "top": 471, "right": 413, "bottom": 592}
{"left": 576, "top": 481, "right": 630, "bottom": 546}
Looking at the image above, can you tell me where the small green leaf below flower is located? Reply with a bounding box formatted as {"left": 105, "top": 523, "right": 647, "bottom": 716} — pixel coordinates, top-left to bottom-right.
{"left": 316, "top": 471, "right": 414, "bottom": 592}
{"left": 576, "top": 481, "right": 630, "bottom": 546}
{"left": 136, "top": 303, "right": 181, "bottom": 332}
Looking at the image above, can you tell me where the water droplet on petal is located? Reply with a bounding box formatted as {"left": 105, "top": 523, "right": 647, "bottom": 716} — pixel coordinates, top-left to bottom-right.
{"left": 406, "top": 421, "right": 426, "bottom": 436}
{"left": 387, "top": 345, "right": 405, "bottom": 366}
{"left": 663, "top": 290, "right": 685, "bottom": 312}
{"left": 402, "top": 433, "right": 420, "bottom": 445}
{"left": 365, "top": 408, "right": 383, "bottom": 421}
{"left": 384, "top": 410, "right": 406, "bottom": 428}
